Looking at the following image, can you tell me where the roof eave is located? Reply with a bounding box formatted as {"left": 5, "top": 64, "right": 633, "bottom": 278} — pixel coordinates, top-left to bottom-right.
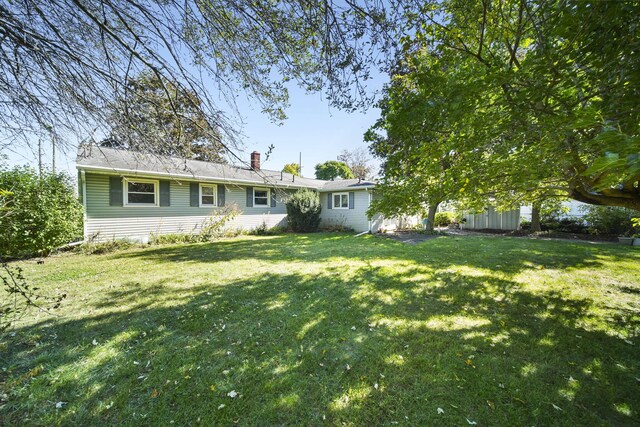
{"left": 76, "top": 164, "right": 322, "bottom": 190}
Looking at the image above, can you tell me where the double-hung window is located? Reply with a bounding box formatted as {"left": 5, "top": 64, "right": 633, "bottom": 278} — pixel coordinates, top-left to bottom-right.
{"left": 254, "top": 188, "right": 270, "bottom": 207}
{"left": 200, "top": 184, "right": 217, "bottom": 207}
{"left": 333, "top": 192, "right": 349, "bottom": 209}
{"left": 124, "top": 179, "right": 158, "bottom": 206}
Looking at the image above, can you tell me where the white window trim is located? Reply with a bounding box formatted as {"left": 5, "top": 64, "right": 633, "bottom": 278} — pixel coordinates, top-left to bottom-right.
{"left": 123, "top": 178, "right": 159, "bottom": 207}
{"left": 253, "top": 187, "right": 270, "bottom": 208}
{"left": 333, "top": 192, "right": 349, "bottom": 209}
{"left": 199, "top": 183, "right": 218, "bottom": 207}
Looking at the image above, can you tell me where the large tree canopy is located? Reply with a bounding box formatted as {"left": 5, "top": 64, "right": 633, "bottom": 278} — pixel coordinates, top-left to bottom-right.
{"left": 368, "top": 0, "right": 640, "bottom": 214}
{"left": 315, "top": 160, "right": 355, "bottom": 180}
{"left": 105, "top": 72, "right": 226, "bottom": 162}
{"left": 0, "top": 0, "right": 401, "bottom": 163}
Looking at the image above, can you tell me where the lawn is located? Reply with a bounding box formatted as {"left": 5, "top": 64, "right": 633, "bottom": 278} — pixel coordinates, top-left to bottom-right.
{"left": 1, "top": 234, "right": 639, "bottom": 426}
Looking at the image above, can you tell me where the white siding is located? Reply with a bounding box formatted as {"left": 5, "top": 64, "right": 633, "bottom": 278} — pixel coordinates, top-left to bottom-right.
{"left": 84, "top": 173, "right": 287, "bottom": 241}
{"left": 319, "top": 190, "right": 372, "bottom": 232}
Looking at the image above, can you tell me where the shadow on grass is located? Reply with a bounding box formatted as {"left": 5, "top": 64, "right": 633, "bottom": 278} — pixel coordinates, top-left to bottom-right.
{"left": 112, "top": 233, "right": 635, "bottom": 276}
{"left": 2, "top": 246, "right": 639, "bottom": 425}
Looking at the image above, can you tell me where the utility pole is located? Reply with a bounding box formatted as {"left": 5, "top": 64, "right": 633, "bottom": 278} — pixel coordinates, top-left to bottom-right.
{"left": 298, "top": 152, "right": 302, "bottom": 177}
{"left": 51, "top": 133, "right": 56, "bottom": 174}
{"left": 38, "top": 138, "right": 43, "bottom": 176}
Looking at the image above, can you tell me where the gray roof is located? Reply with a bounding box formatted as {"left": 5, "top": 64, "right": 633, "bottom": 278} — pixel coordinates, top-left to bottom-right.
{"left": 76, "top": 145, "right": 375, "bottom": 191}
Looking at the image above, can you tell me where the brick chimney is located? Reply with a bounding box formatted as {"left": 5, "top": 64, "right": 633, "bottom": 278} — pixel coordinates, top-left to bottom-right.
{"left": 250, "top": 151, "right": 260, "bottom": 170}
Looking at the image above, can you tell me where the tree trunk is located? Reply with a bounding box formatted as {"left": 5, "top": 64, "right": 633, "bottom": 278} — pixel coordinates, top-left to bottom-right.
{"left": 424, "top": 202, "right": 440, "bottom": 231}
{"left": 530, "top": 203, "right": 542, "bottom": 232}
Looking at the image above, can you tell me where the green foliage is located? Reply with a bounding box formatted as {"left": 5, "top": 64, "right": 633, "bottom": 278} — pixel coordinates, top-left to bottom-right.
{"left": 583, "top": 206, "right": 637, "bottom": 237}
{"left": 78, "top": 240, "right": 139, "bottom": 255}
{"left": 314, "top": 161, "right": 354, "bottom": 181}
{"left": 285, "top": 189, "right": 322, "bottom": 232}
{"left": 0, "top": 167, "right": 83, "bottom": 258}
{"left": 434, "top": 212, "right": 456, "bottom": 228}
{"left": 371, "top": 0, "right": 640, "bottom": 213}
{"left": 106, "top": 72, "right": 225, "bottom": 162}
{"left": 282, "top": 163, "right": 301, "bottom": 176}
{"left": 1, "top": 261, "right": 66, "bottom": 334}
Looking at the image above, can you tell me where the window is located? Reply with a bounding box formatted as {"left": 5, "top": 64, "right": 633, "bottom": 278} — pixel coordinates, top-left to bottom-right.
{"left": 254, "top": 187, "right": 270, "bottom": 207}
{"left": 333, "top": 192, "right": 349, "bottom": 209}
{"left": 124, "top": 179, "right": 157, "bottom": 206}
{"left": 200, "top": 184, "right": 217, "bottom": 207}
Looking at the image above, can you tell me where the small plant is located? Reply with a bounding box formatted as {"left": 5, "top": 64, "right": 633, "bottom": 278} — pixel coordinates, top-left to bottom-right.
{"left": 200, "top": 203, "right": 241, "bottom": 240}
{"left": 253, "top": 220, "right": 269, "bottom": 236}
{"left": 286, "top": 189, "right": 321, "bottom": 232}
{"left": 78, "top": 240, "right": 138, "bottom": 254}
{"left": 1, "top": 260, "right": 66, "bottom": 334}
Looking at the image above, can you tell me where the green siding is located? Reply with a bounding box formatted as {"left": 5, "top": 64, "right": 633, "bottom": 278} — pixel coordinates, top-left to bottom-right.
{"left": 84, "top": 173, "right": 289, "bottom": 240}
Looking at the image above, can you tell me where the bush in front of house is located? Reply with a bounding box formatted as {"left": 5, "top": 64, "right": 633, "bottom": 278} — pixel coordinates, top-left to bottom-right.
{"left": 0, "top": 166, "right": 83, "bottom": 258}
{"left": 582, "top": 205, "right": 637, "bottom": 236}
{"left": 285, "top": 189, "right": 321, "bottom": 232}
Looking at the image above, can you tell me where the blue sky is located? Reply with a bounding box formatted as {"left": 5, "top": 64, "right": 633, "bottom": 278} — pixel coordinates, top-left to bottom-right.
{"left": 4, "top": 81, "right": 386, "bottom": 179}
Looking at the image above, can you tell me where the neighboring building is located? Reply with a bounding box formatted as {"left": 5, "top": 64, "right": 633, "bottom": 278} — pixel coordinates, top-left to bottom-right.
{"left": 520, "top": 200, "right": 589, "bottom": 222}
{"left": 76, "top": 145, "right": 386, "bottom": 241}
{"left": 460, "top": 207, "right": 521, "bottom": 231}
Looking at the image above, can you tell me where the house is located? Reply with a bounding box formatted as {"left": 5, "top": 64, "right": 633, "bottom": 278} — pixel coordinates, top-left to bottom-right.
{"left": 76, "top": 145, "right": 386, "bottom": 241}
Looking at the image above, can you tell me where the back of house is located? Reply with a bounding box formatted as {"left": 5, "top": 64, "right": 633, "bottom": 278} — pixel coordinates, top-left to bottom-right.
{"left": 76, "top": 145, "right": 382, "bottom": 241}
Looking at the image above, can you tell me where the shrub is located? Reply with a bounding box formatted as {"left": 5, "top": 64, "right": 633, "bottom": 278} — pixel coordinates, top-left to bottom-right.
{"left": 583, "top": 205, "right": 637, "bottom": 236}
{"left": 434, "top": 212, "right": 456, "bottom": 227}
{"left": 542, "top": 217, "right": 588, "bottom": 234}
{"left": 286, "top": 189, "right": 321, "bottom": 232}
{"left": 0, "top": 167, "right": 83, "bottom": 258}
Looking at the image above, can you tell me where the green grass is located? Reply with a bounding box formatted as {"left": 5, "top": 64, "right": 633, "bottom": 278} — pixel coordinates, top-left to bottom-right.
{"left": 1, "top": 233, "right": 639, "bottom": 426}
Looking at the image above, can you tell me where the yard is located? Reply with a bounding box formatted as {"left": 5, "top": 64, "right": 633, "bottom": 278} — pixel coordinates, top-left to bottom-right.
{"left": 1, "top": 234, "right": 639, "bottom": 425}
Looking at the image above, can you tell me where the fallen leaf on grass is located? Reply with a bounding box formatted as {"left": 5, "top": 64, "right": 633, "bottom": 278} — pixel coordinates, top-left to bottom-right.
{"left": 218, "top": 404, "right": 225, "bottom": 410}
{"left": 437, "top": 408, "right": 444, "bottom": 415}
{"left": 150, "top": 389, "right": 159, "bottom": 398}
{"left": 487, "top": 400, "right": 495, "bottom": 410}
{"left": 466, "top": 418, "right": 477, "bottom": 425}
{"left": 552, "top": 403, "right": 563, "bottom": 411}
{"left": 227, "top": 390, "right": 238, "bottom": 398}
{"left": 55, "top": 401, "right": 66, "bottom": 409}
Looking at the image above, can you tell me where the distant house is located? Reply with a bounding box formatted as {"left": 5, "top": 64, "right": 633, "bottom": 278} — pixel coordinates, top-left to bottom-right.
{"left": 76, "top": 145, "right": 389, "bottom": 241}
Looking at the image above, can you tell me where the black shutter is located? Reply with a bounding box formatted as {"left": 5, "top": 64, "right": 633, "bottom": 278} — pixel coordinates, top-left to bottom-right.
{"left": 190, "top": 183, "right": 199, "bottom": 207}
{"left": 109, "top": 176, "right": 123, "bottom": 206}
{"left": 159, "top": 180, "right": 170, "bottom": 206}
{"left": 327, "top": 192, "right": 332, "bottom": 209}
{"left": 217, "top": 184, "right": 225, "bottom": 207}
{"left": 246, "top": 186, "right": 253, "bottom": 207}
{"left": 270, "top": 189, "right": 276, "bottom": 207}
{"left": 349, "top": 192, "right": 355, "bottom": 209}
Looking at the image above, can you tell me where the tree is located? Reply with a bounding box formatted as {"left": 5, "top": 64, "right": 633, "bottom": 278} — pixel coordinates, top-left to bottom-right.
{"left": 0, "top": 0, "right": 402, "bottom": 163}
{"left": 282, "top": 163, "right": 301, "bottom": 176}
{"left": 315, "top": 161, "right": 355, "bottom": 181}
{"left": 105, "top": 72, "right": 225, "bottom": 162}
{"left": 371, "top": 0, "right": 640, "bottom": 217}
{"left": 337, "top": 147, "right": 373, "bottom": 179}
{"left": 0, "top": 167, "right": 83, "bottom": 258}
